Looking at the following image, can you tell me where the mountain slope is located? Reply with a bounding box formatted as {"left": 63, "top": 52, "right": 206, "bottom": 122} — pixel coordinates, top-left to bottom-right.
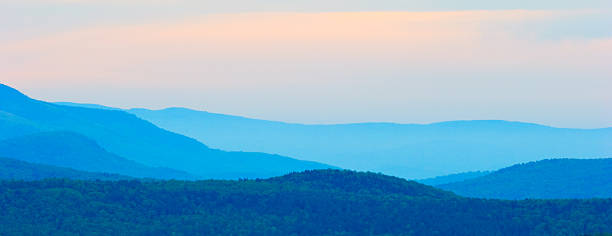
{"left": 417, "top": 171, "right": 491, "bottom": 186}
{"left": 0, "top": 84, "right": 333, "bottom": 179}
{"left": 0, "top": 132, "right": 196, "bottom": 179}
{"left": 126, "top": 107, "right": 612, "bottom": 179}
{"left": 54, "top": 102, "right": 121, "bottom": 111}
{"left": 0, "top": 157, "right": 131, "bottom": 181}
{"left": 438, "top": 158, "right": 612, "bottom": 199}
{"left": 1, "top": 170, "right": 611, "bottom": 235}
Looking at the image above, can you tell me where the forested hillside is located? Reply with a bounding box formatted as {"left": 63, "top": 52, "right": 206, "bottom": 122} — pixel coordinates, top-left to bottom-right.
{"left": 439, "top": 158, "right": 612, "bottom": 199}
{"left": 1, "top": 170, "right": 610, "bottom": 236}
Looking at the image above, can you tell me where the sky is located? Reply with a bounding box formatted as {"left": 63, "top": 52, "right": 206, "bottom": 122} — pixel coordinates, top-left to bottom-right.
{"left": 1, "top": 1, "right": 611, "bottom": 128}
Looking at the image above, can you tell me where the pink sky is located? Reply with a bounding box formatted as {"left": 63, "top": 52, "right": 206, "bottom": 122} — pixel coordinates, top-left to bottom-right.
{"left": 1, "top": 10, "right": 611, "bottom": 128}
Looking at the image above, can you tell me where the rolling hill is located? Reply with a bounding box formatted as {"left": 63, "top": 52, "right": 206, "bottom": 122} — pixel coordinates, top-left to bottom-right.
{"left": 0, "top": 84, "right": 333, "bottom": 179}
{"left": 0, "top": 131, "right": 196, "bottom": 179}
{"left": 125, "top": 107, "right": 611, "bottom": 179}
{"left": 438, "top": 158, "right": 612, "bottom": 199}
{"left": 1, "top": 169, "right": 611, "bottom": 235}
{"left": 0, "top": 157, "right": 131, "bottom": 181}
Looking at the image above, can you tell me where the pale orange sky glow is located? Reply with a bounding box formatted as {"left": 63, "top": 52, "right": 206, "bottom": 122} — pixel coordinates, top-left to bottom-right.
{"left": 1, "top": 10, "right": 611, "bottom": 128}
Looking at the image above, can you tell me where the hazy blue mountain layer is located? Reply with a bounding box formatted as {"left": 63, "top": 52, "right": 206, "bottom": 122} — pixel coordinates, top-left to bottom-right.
{"left": 54, "top": 102, "right": 121, "bottom": 111}
{"left": 0, "top": 84, "right": 333, "bottom": 179}
{"left": 0, "top": 157, "right": 132, "bottom": 181}
{"left": 124, "top": 107, "right": 611, "bottom": 179}
{"left": 1, "top": 169, "right": 611, "bottom": 235}
{"left": 0, "top": 131, "right": 196, "bottom": 179}
{"left": 438, "top": 158, "right": 612, "bottom": 199}
{"left": 417, "top": 171, "right": 491, "bottom": 186}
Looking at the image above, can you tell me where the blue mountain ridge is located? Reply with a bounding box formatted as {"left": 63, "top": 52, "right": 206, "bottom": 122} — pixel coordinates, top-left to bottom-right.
{"left": 0, "top": 156, "right": 132, "bottom": 181}
{"left": 121, "top": 107, "right": 611, "bottom": 179}
{"left": 0, "top": 131, "right": 196, "bottom": 179}
{"left": 0, "top": 84, "right": 334, "bottom": 179}
{"left": 438, "top": 158, "right": 612, "bottom": 199}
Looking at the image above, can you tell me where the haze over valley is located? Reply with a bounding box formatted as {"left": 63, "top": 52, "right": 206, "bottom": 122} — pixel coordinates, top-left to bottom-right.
{"left": 1, "top": 0, "right": 610, "bottom": 234}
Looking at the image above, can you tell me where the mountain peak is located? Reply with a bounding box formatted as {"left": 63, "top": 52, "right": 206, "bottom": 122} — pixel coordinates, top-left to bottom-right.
{"left": 0, "top": 84, "right": 29, "bottom": 101}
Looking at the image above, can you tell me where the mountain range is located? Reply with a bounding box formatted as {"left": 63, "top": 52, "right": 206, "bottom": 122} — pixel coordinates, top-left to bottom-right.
{"left": 121, "top": 107, "right": 611, "bottom": 179}
{"left": 2, "top": 83, "right": 612, "bottom": 234}
{"left": 4, "top": 83, "right": 612, "bottom": 199}
{"left": 0, "top": 84, "right": 333, "bottom": 179}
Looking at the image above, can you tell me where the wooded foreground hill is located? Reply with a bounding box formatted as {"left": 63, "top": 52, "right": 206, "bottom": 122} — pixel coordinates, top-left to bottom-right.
{"left": 1, "top": 170, "right": 610, "bottom": 236}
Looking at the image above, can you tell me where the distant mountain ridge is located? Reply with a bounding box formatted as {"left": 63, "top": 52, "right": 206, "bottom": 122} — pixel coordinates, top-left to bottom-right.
{"left": 0, "top": 157, "right": 132, "bottom": 181}
{"left": 0, "top": 84, "right": 334, "bottom": 179}
{"left": 417, "top": 171, "right": 492, "bottom": 186}
{"left": 53, "top": 103, "right": 612, "bottom": 179}
{"left": 0, "top": 131, "right": 196, "bottom": 179}
{"left": 438, "top": 158, "right": 612, "bottom": 199}
{"left": 122, "top": 107, "right": 611, "bottom": 179}
{"left": 54, "top": 102, "right": 121, "bottom": 111}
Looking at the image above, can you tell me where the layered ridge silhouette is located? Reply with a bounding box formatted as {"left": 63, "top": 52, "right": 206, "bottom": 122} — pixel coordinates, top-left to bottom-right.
{"left": 124, "top": 107, "right": 611, "bottom": 179}
{"left": 0, "top": 84, "right": 333, "bottom": 179}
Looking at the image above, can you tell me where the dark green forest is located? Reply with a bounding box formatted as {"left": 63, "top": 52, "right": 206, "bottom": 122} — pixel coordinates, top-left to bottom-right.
{"left": 1, "top": 170, "right": 611, "bottom": 236}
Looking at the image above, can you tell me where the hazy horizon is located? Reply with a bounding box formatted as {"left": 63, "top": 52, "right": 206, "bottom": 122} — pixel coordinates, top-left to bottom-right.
{"left": 50, "top": 100, "right": 611, "bottom": 129}
{"left": 2, "top": 1, "right": 611, "bottom": 128}
{"left": 3, "top": 83, "right": 610, "bottom": 129}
